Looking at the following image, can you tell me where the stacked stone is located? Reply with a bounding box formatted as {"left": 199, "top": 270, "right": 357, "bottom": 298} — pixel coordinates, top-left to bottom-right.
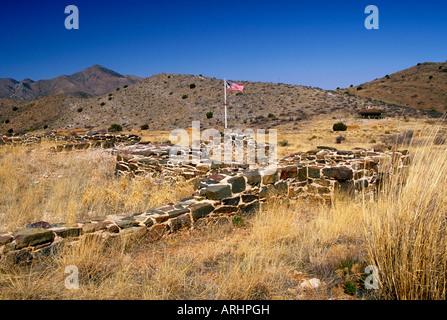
{"left": 0, "top": 145, "right": 410, "bottom": 266}
{"left": 0, "top": 135, "right": 42, "bottom": 145}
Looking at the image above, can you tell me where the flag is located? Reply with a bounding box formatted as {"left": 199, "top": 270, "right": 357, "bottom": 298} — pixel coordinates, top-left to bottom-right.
{"left": 226, "top": 81, "right": 244, "bottom": 92}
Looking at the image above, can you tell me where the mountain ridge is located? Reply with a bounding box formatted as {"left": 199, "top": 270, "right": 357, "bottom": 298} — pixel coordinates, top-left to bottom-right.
{"left": 0, "top": 65, "right": 142, "bottom": 100}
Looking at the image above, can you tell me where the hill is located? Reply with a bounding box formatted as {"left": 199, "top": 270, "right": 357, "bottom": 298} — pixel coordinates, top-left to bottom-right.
{"left": 0, "top": 65, "right": 142, "bottom": 100}
{"left": 342, "top": 62, "right": 447, "bottom": 112}
{"left": 1, "top": 72, "right": 425, "bottom": 134}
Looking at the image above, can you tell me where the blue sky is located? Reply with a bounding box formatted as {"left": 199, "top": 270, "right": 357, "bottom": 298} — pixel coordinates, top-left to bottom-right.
{"left": 0, "top": 0, "right": 446, "bottom": 90}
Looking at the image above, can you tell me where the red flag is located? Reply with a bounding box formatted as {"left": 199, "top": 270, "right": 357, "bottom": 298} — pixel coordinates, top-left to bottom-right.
{"left": 226, "top": 81, "right": 244, "bottom": 92}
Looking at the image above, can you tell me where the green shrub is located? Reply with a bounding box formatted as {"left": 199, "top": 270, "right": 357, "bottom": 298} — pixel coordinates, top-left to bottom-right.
{"left": 268, "top": 113, "right": 275, "bottom": 118}
{"left": 279, "top": 139, "right": 289, "bottom": 147}
{"left": 429, "top": 75, "right": 433, "bottom": 80}
{"left": 140, "top": 124, "right": 149, "bottom": 130}
{"left": 100, "top": 102, "right": 106, "bottom": 106}
{"left": 236, "top": 92, "right": 243, "bottom": 96}
{"left": 43, "top": 125, "right": 48, "bottom": 129}
{"left": 357, "top": 86, "right": 363, "bottom": 90}
{"left": 124, "top": 85, "right": 128, "bottom": 88}
{"left": 343, "top": 281, "right": 357, "bottom": 296}
{"left": 4, "top": 119, "right": 9, "bottom": 124}
{"left": 108, "top": 124, "right": 122, "bottom": 132}
{"left": 189, "top": 83, "right": 196, "bottom": 89}
{"left": 77, "top": 107, "right": 83, "bottom": 113}
{"left": 108, "top": 96, "right": 113, "bottom": 100}
{"left": 182, "top": 94, "right": 188, "bottom": 99}
{"left": 206, "top": 112, "right": 213, "bottom": 119}
{"left": 12, "top": 106, "right": 18, "bottom": 111}
{"left": 333, "top": 122, "right": 347, "bottom": 131}
{"left": 7, "top": 128, "right": 13, "bottom": 134}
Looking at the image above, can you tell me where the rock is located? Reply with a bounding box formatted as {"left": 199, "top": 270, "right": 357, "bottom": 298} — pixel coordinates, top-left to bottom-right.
{"left": 2, "top": 249, "right": 33, "bottom": 265}
{"left": 262, "top": 169, "right": 279, "bottom": 185}
{"left": 241, "top": 194, "right": 258, "bottom": 203}
{"left": 168, "top": 214, "right": 192, "bottom": 232}
{"left": 228, "top": 176, "right": 246, "bottom": 193}
{"left": 81, "top": 221, "right": 108, "bottom": 233}
{"left": 308, "top": 166, "right": 323, "bottom": 179}
{"left": 190, "top": 202, "right": 215, "bottom": 221}
{"left": 147, "top": 224, "right": 166, "bottom": 241}
{"left": 222, "top": 196, "right": 241, "bottom": 206}
{"left": 167, "top": 208, "right": 190, "bottom": 219}
{"left": 205, "top": 184, "right": 232, "bottom": 200}
{"left": 115, "top": 219, "right": 141, "bottom": 229}
{"left": 322, "top": 166, "right": 353, "bottom": 182}
{"left": 298, "top": 166, "right": 308, "bottom": 182}
{"left": 274, "top": 181, "right": 288, "bottom": 195}
{"left": 213, "top": 206, "right": 239, "bottom": 214}
{"left": 0, "top": 233, "right": 13, "bottom": 246}
{"left": 51, "top": 226, "right": 82, "bottom": 238}
{"left": 239, "top": 201, "right": 260, "bottom": 215}
{"left": 26, "top": 221, "right": 51, "bottom": 229}
{"left": 244, "top": 170, "right": 261, "bottom": 186}
{"left": 300, "top": 278, "right": 321, "bottom": 290}
{"left": 13, "top": 228, "right": 55, "bottom": 249}
{"left": 280, "top": 166, "right": 298, "bottom": 179}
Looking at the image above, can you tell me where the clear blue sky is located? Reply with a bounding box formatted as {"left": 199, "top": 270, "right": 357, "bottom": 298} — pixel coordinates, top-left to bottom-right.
{"left": 1, "top": 0, "right": 446, "bottom": 90}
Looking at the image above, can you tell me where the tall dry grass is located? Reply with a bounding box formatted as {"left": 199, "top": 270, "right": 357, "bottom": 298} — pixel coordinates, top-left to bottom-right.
{"left": 0, "top": 144, "right": 193, "bottom": 232}
{"left": 362, "top": 123, "right": 447, "bottom": 299}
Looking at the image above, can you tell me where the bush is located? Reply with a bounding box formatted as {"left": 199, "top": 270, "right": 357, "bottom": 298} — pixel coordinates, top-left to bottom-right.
{"left": 335, "top": 135, "right": 346, "bottom": 144}
{"left": 279, "top": 139, "right": 289, "bottom": 147}
{"left": 116, "top": 87, "right": 120, "bottom": 91}
{"left": 268, "top": 113, "right": 275, "bottom": 118}
{"left": 206, "top": 112, "right": 213, "bottom": 119}
{"left": 189, "top": 83, "right": 196, "bottom": 89}
{"left": 77, "top": 107, "right": 83, "bottom": 113}
{"left": 108, "top": 124, "right": 122, "bottom": 132}
{"left": 429, "top": 75, "right": 433, "bottom": 80}
{"left": 100, "top": 102, "right": 106, "bottom": 106}
{"left": 43, "top": 125, "right": 48, "bottom": 129}
{"left": 4, "top": 119, "right": 9, "bottom": 124}
{"left": 7, "top": 128, "right": 13, "bottom": 134}
{"left": 333, "top": 122, "right": 347, "bottom": 131}
{"left": 357, "top": 86, "right": 363, "bottom": 90}
{"left": 140, "top": 124, "right": 149, "bottom": 130}
{"left": 182, "top": 94, "right": 188, "bottom": 99}
{"left": 236, "top": 92, "right": 243, "bottom": 96}
{"left": 124, "top": 85, "right": 128, "bottom": 88}
{"left": 12, "top": 106, "right": 18, "bottom": 111}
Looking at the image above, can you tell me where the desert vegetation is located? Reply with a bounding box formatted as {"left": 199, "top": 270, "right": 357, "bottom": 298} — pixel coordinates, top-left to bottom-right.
{"left": 1, "top": 119, "right": 447, "bottom": 300}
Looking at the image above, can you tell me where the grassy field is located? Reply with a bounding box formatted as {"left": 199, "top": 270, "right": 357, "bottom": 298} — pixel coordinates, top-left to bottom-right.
{"left": 1, "top": 117, "right": 447, "bottom": 300}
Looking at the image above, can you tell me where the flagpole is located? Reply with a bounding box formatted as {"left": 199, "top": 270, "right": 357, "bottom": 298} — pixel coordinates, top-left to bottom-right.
{"left": 224, "top": 78, "right": 227, "bottom": 129}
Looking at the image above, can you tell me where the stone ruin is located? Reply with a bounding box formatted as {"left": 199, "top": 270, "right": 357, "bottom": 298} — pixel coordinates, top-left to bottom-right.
{"left": 0, "top": 131, "right": 411, "bottom": 265}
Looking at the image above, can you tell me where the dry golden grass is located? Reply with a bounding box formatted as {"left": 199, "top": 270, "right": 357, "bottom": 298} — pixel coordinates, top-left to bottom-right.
{"left": 0, "top": 143, "right": 193, "bottom": 232}
{"left": 1, "top": 118, "right": 447, "bottom": 300}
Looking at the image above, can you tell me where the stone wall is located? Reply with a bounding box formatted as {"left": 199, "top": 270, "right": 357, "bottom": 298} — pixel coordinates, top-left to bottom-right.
{"left": 0, "top": 140, "right": 410, "bottom": 266}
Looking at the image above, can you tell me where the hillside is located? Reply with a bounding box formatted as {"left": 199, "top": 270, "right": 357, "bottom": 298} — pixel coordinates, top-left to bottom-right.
{"left": 0, "top": 65, "right": 142, "bottom": 100}
{"left": 342, "top": 62, "right": 447, "bottom": 112}
{"left": 1, "top": 72, "right": 425, "bottom": 134}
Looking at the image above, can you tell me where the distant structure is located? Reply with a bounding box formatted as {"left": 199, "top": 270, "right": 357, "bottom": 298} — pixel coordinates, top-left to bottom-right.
{"left": 358, "top": 108, "right": 384, "bottom": 119}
